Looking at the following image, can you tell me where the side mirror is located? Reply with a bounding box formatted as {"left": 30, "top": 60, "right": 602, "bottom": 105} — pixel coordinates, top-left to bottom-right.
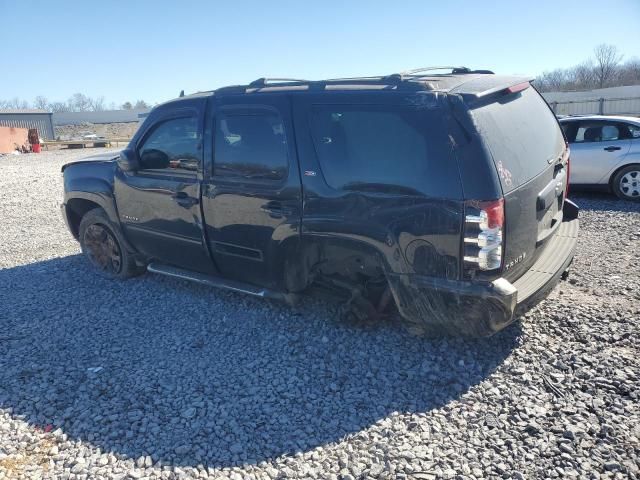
{"left": 139, "top": 149, "right": 170, "bottom": 170}
{"left": 118, "top": 149, "right": 140, "bottom": 172}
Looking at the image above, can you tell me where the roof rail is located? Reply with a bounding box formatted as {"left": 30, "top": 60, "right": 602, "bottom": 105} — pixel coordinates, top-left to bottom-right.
{"left": 400, "top": 66, "right": 468, "bottom": 76}
{"left": 249, "top": 78, "right": 310, "bottom": 87}
{"left": 397, "top": 66, "right": 495, "bottom": 78}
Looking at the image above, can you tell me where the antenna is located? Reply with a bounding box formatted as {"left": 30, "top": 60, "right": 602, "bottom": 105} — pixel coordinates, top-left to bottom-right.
{"left": 179, "top": 90, "right": 185, "bottom": 97}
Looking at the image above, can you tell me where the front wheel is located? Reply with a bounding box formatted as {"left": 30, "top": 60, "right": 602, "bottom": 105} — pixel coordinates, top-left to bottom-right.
{"left": 78, "top": 208, "right": 144, "bottom": 279}
{"left": 612, "top": 164, "right": 640, "bottom": 200}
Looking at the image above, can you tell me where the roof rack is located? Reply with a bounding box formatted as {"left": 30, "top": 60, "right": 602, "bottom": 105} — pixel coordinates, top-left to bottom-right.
{"left": 217, "top": 69, "right": 497, "bottom": 95}
{"left": 397, "top": 66, "right": 495, "bottom": 79}
{"left": 249, "top": 78, "right": 310, "bottom": 87}
{"left": 400, "top": 66, "right": 468, "bottom": 76}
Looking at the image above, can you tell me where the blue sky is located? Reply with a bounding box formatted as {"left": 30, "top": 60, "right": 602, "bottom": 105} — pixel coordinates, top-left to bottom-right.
{"left": 1, "top": 0, "right": 638, "bottom": 106}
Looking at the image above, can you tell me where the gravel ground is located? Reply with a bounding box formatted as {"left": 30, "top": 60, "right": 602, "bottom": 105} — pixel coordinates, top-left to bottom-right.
{"left": 0, "top": 149, "right": 638, "bottom": 480}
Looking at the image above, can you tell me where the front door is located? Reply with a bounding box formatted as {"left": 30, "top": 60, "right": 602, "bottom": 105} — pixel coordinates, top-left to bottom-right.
{"left": 564, "top": 120, "right": 631, "bottom": 184}
{"left": 201, "top": 94, "right": 302, "bottom": 290}
{"left": 115, "top": 106, "right": 216, "bottom": 274}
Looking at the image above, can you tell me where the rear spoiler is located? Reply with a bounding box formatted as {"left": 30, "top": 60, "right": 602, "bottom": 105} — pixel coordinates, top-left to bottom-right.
{"left": 449, "top": 75, "right": 535, "bottom": 104}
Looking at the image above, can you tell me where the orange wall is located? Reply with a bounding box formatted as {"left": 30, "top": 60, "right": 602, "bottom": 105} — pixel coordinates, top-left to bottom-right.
{"left": 0, "top": 126, "right": 29, "bottom": 154}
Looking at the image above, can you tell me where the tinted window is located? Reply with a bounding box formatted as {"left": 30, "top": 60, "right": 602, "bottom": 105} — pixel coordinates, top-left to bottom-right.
{"left": 138, "top": 117, "right": 199, "bottom": 173}
{"left": 214, "top": 110, "right": 288, "bottom": 180}
{"left": 560, "top": 122, "right": 577, "bottom": 142}
{"left": 308, "top": 106, "right": 452, "bottom": 195}
{"left": 470, "top": 87, "right": 565, "bottom": 192}
{"left": 572, "top": 121, "right": 630, "bottom": 143}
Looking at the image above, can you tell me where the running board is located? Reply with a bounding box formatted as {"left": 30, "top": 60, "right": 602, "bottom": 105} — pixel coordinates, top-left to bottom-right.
{"left": 147, "top": 263, "right": 297, "bottom": 304}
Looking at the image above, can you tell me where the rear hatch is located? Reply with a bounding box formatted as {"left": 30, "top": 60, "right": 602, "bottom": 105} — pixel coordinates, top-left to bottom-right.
{"left": 469, "top": 85, "right": 568, "bottom": 281}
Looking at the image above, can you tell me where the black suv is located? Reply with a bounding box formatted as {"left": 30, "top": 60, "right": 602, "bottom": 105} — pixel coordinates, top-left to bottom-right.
{"left": 61, "top": 67, "right": 579, "bottom": 337}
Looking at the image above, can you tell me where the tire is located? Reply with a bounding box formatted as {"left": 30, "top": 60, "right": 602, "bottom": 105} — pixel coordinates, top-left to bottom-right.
{"left": 611, "top": 164, "right": 640, "bottom": 201}
{"left": 78, "top": 208, "right": 144, "bottom": 279}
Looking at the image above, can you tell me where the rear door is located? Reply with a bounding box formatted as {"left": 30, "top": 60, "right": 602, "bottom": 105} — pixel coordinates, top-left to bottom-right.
{"left": 562, "top": 120, "right": 632, "bottom": 184}
{"left": 469, "top": 86, "right": 568, "bottom": 281}
{"left": 292, "top": 92, "right": 464, "bottom": 280}
{"left": 200, "top": 94, "right": 302, "bottom": 290}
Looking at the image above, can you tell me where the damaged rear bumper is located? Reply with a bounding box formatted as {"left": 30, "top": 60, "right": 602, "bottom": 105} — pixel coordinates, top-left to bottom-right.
{"left": 387, "top": 200, "right": 579, "bottom": 337}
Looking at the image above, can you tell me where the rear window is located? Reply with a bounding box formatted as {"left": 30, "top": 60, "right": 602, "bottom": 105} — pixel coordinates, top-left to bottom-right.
{"left": 470, "top": 87, "right": 564, "bottom": 192}
{"left": 308, "top": 104, "right": 460, "bottom": 197}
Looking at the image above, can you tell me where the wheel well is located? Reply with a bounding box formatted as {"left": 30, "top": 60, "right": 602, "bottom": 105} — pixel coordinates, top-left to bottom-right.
{"left": 287, "top": 238, "right": 388, "bottom": 294}
{"left": 65, "top": 198, "right": 101, "bottom": 239}
{"left": 609, "top": 163, "right": 640, "bottom": 191}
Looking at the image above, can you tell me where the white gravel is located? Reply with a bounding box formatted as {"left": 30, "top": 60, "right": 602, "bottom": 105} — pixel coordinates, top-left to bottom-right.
{"left": 0, "top": 149, "right": 638, "bottom": 479}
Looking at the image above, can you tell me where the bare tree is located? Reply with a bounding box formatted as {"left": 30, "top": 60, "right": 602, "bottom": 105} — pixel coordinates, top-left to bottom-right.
{"left": 618, "top": 58, "right": 640, "bottom": 86}
{"left": 49, "top": 102, "right": 71, "bottom": 113}
{"left": 70, "top": 93, "right": 93, "bottom": 112}
{"left": 0, "top": 97, "right": 30, "bottom": 109}
{"left": 536, "top": 69, "right": 569, "bottom": 92}
{"left": 89, "top": 96, "right": 106, "bottom": 111}
{"left": 570, "top": 61, "right": 597, "bottom": 90}
{"left": 535, "top": 44, "right": 634, "bottom": 92}
{"left": 133, "top": 100, "right": 150, "bottom": 109}
{"left": 33, "top": 96, "right": 49, "bottom": 110}
{"left": 593, "top": 44, "right": 623, "bottom": 88}
{"left": 121, "top": 101, "right": 133, "bottom": 110}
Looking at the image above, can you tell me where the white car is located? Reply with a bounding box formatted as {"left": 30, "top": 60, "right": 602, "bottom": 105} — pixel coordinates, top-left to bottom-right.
{"left": 559, "top": 115, "right": 640, "bottom": 200}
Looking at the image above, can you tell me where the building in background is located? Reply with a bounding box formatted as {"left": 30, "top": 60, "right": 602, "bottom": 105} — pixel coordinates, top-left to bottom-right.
{"left": 52, "top": 109, "right": 150, "bottom": 126}
{"left": 542, "top": 85, "right": 640, "bottom": 117}
{"left": 0, "top": 109, "right": 55, "bottom": 140}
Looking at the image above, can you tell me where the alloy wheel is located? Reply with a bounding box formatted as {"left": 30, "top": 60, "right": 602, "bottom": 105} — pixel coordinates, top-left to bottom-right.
{"left": 83, "top": 224, "right": 123, "bottom": 274}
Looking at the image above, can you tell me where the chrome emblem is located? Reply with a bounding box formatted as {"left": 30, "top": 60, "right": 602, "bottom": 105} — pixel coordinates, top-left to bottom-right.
{"left": 504, "top": 252, "right": 526, "bottom": 270}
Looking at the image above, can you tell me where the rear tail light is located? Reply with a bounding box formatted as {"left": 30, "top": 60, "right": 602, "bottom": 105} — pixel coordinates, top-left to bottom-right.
{"left": 565, "top": 150, "right": 571, "bottom": 198}
{"left": 464, "top": 199, "right": 504, "bottom": 271}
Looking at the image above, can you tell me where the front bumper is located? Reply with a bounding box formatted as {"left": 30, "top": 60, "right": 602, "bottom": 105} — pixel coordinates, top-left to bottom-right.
{"left": 387, "top": 200, "right": 579, "bottom": 337}
{"left": 60, "top": 202, "right": 72, "bottom": 234}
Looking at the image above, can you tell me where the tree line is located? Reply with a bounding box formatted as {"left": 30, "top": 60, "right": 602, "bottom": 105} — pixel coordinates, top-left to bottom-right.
{"left": 536, "top": 44, "right": 640, "bottom": 92}
{"left": 3, "top": 44, "right": 639, "bottom": 110}
{"left": 0, "top": 94, "right": 152, "bottom": 112}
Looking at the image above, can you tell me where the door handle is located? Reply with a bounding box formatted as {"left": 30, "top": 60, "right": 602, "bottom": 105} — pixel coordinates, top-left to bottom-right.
{"left": 604, "top": 146, "right": 621, "bottom": 152}
{"left": 261, "top": 201, "right": 294, "bottom": 218}
{"left": 172, "top": 192, "right": 199, "bottom": 208}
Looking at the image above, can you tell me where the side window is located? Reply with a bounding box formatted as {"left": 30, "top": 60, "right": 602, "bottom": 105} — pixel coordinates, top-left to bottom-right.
{"left": 574, "top": 123, "right": 602, "bottom": 143}
{"left": 308, "top": 106, "right": 430, "bottom": 193}
{"left": 561, "top": 122, "right": 578, "bottom": 143}
{"left": 628, "top": 124, "right": 640, "bottom": 139}
{"left": 138, "top": 117, "right": 200, "bottom": 173}
{"left": 618, "top": 123, "right": 639, "bottom": 140}
{"left": 574, "top": 122, "right": 626, "bottom": 143}
{"left": 602, "top": 124, "right": 620, "bottom": 141}
{"left": 214, "top": 110, "right": 288, "bottom": 180}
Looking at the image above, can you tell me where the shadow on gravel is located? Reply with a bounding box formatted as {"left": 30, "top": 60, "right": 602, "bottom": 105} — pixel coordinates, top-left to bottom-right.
{"left": 0, "top": 255, "right": 521, "bottom": 468}
{"left": 571, "top": 192, "right": 640, "bottom": 213}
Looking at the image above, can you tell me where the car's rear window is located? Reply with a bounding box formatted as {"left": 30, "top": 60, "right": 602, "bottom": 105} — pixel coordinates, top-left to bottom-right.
{"left": 308, "top": 104, "right": 461, "bottom": 198}
{"left": 470, "top": 87, "right": 565, "bottom": 192}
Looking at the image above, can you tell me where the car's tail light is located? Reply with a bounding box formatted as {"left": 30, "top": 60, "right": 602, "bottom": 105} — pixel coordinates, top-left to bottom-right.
{"left": 464, "top": 199, "right": 504, "bottom": 271}
{"left": 565, "top": 150, "right": 571, "bottom": 198}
